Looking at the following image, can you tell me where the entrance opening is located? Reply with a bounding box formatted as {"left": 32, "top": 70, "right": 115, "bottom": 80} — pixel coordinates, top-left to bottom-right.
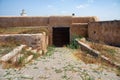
{"left": 53, "top": 27, "right": 70, "bottom": 47}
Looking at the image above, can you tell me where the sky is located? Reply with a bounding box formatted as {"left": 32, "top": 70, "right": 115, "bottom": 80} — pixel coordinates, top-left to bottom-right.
{"left": 0, "top": 0, "right": 120, "bottom": 21}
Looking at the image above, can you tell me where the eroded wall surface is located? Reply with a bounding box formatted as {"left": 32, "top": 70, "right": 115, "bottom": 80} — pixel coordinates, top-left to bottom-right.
{"left": 49, "top": 16, "right": 72, "bottom": 27}
{"left": 88, "top": 20, "right": 120, "bottom": 46}
{"left": 70, "top": 23, "right": 88, "bottom": 38}
{"left": 72, "top": 16, "right": 98, "bottom": 23}
{"left": 0, "top": 16, "right": 49, "bottom": 27}
{"left": 70, "top": 16, "right": 97, "bottom": 39}
{"left": 0, "top": 33, "right": 48, "bottom": 51}
{"left": 0, "top": 16, "right": 97, "bottom": 45}
{"left": 0, "top": 16, "right": 97, "bottom": 28}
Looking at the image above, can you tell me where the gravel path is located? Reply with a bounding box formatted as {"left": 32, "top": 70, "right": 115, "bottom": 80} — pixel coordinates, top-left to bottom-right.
{"left": 0, "top": 47, "right": 120, "bottom": 80}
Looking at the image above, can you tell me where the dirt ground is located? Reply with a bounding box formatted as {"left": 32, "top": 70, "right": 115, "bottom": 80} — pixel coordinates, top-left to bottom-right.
{"left": 0, "top": 47, "right": 120, "bottom": 80}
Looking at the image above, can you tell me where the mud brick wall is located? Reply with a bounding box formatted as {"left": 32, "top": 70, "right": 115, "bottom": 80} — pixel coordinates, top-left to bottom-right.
{"left": 0, "top": 16, "right": 98, "bottom": 45}
{"left": 72, "top": 16, "right": 98, "bottom": 23}
{"left": 0, "top": 33, "right": 48, "bottom": 51}
{"left": 88, "top": 20, "right": 120, "bottom": 47}
{"left": 0, "top": 16, "right": 97, "bottom": 28}
{"left": 70, "top": 16, "right": 97, "bottom": 39}
{"left": 70, "top": 23, "right": 88, "bottom": 38}
{"left": 0, "top": 16, "right": 49, "bottom": 27}
{"left": 49, "top": 16, "right": 72, "bottom": 27}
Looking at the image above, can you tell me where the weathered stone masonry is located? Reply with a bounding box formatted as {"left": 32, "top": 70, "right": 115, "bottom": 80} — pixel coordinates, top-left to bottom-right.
{"left": 0, "top": 16, "right": 97, "bottom": 46}
{"left": 88, "top": 20, "right": 120, "bottom": 47}
{"left": 0, "top": 16, "right": 120, "bottom": 46}
{"left": 0, "top": 33, "right": 48, "bottom": 52}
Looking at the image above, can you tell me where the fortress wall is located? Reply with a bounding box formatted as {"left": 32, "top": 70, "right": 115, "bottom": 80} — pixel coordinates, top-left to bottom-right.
{"left": 0, "top": 16, "right": 99, "bottom": 46}
{"left": 0, "top": 16, "right": 98, "bottom": 27}
{"left": 0, "top": 17, "right": 49, "bottom": 27}
{"left": 70, "top": 23, "right": 88, "bottom": 38}
{"left": 88, "top": 20, "right": 120, "bottom": 47}
{"left": 49, "top": 16, "right": 72, "bottom": 27}
{"left": 48, "top": 16, "right": 72, "bottom": 45}
{"left": 72, "top": 16, "right": 98, "bottom": 23}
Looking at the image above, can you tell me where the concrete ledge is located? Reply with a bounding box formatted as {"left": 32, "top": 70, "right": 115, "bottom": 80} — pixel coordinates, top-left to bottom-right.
{"left": 76, "top": 39, "right": 100, "bottom": 57}
{"left": 76, "top": 39, "right": 120, "bottom": 68}
{"left": 0, "top": 45, "right": 26, "bottom": 62}
{"left": 0, "top": 45, "right": 45, "bottom": 68}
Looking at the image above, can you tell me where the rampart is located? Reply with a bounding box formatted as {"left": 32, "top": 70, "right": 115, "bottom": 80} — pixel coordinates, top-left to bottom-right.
{"left": 0, "top": 16, "right": 49, "bottom": 27}
{"left": 88, "top": 20, "right": 120, "bottom": 47}
{"left": 0, "top": 16, "right": 96, "bottom": 27}
{"left": 0, "top": 16, "right": 120, "bottom": 47}
{"left": 0, "top": 16, "right": 96, "bottom": 45}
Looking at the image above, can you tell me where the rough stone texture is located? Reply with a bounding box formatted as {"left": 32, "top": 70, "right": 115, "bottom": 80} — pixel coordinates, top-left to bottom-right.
{"left": 76, "top": 39, "right": 100, "bottom": 57}
{"left": 0, "top": 16, "right": 97, "bottom": 45}
{"left": 0, "top": 16, "right": 120, "bottom": 47}
{"left": 70, "top": 23, "right": 88, "bottom": 38}
{"left": 0, "top": 16, "right": 97, "bottom": 27}
{"left": 0, "top": 45, "right": 26, "bottom": 69}
{"left": 76, "top": 39, "right": 120, "bottom": 68}
{"left": 0, "top": 33, "right": 48, "bottom": 50}
{"left": 12, "top": 54, "right": 24, "bottom": 63}
{"left": 101, "top": 55, "right": 120, "bottom": 68}
{"left": 88, "top": 20, "right": 120, "bottom": 47}
{"left": 0, "top": 45, "right": 26, "bottom": 62}
{"left": 0, "top": 16, "right": 49, "bottom": 27}
{"left": 49, "top": 16, "right": 72, "bottom": 27}
{"left": 24, "top": 55, "right": 33, "bottom": 63}
{"left": 72, "top": 16, "right": 98, "bottom": 23}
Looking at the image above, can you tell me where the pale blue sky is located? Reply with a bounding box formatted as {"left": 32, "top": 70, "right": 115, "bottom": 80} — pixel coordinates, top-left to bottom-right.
{"left": 0, "top": 0, "right": 120, "bottom": 20}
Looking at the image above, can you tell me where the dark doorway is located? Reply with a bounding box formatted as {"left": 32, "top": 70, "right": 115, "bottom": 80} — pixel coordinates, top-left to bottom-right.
{"left": 53, "top": 27, "right": 70, "bottom": 47}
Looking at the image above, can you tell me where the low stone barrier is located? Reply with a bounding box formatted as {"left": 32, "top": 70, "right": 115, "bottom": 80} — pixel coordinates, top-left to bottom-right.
{"left": 0, "top": 32, "right": 48, "bottom": 52}
{"left": 0, "top": 33, "right": 48, "bottom": 68}
{"left": 76, "top": 39, "right": 100, "bottom": 57}
{"left": 76, "top": 39, "right": 120, "bottom": 68}
{"left": 25, "top": 55, "right": 33, "bottom": 63}
{"left": 0, "top": 45, "right": 44, "bottom": 68}
{"left": 0, "top": 45, "right": 26, "bottom": 62}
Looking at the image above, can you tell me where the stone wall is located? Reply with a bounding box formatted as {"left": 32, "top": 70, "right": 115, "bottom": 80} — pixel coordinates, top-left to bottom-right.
{"left": 0, "top": 16, "right": 49, "bottom": 27}
{"left": 49, "top": 16, "right": 72, "bottom": 27}
{"left": 0, "top": 16, "right": 97, "bottom": 28}
{"left": 72, "top": 16, "right": 98, "bottom": 23}
{"left": 0, "top": 33, "right": 48, "bottom": 51}
{"left": 70, "top": 16, "right": 97, "bottom": 40}
{"left": 88, "top": 20, "right": 120, "bottom": 47}
{"left": 0, "top": 16, "right": 120, "bottom": 47}
{"left": 0, "top": 16, "right": 97, "bottom": 45}
{"left": 70, "top": 23, "right": 88, "bottom": 38}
